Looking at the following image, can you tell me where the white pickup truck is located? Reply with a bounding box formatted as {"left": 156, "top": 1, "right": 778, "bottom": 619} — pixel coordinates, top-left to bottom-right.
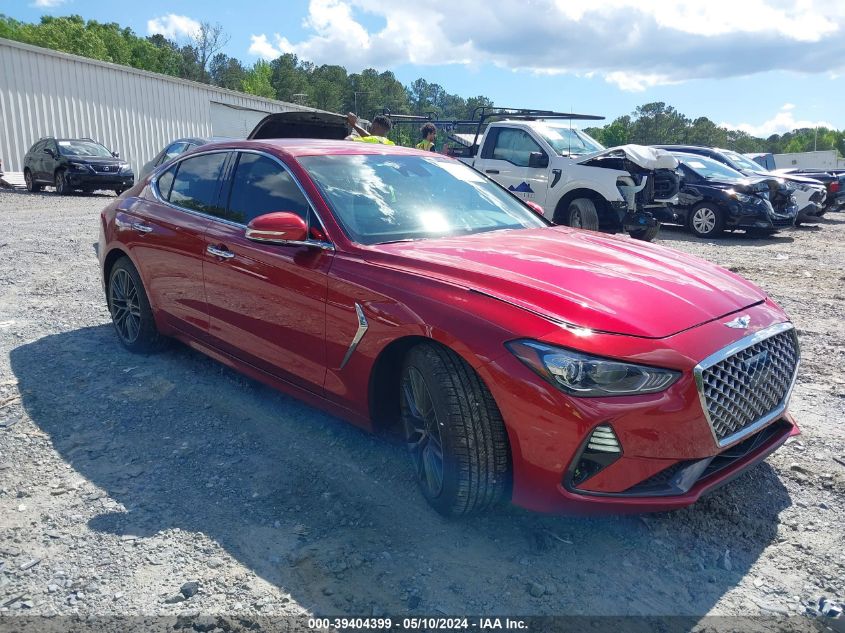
{"left": 457, "top": 119, "right": 680, "bottom": 241}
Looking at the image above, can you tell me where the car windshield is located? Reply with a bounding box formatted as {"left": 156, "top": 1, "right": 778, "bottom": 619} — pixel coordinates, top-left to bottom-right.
{"left": 298, "top": 154, "right": 548, "bottom": 245}
{"left": 720, "top": 150, "right": 764, "bottom": 172}
{"left": 533, "top": 124, "right": 605, "bottom": 156}
{"left": 675, "top": 154, "right": 747, "bottom": 182}
{"left": 57, "top": 140, "right": 113, "bottom": 158}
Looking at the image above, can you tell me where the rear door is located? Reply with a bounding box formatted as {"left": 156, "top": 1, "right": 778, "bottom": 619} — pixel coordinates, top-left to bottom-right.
{"left": 201, "top": 150, "right": 333, "bottom": 392}
{"left": 119, "top": 151, "right": 229, "bottom": 339}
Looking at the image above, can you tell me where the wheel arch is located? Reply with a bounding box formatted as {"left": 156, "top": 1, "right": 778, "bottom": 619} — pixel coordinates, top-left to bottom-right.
{"left": 102, "top": 246, "right": 132, "bottom": 292}
{"left": 552, "top": 187, "right": 613, "bottom": 227}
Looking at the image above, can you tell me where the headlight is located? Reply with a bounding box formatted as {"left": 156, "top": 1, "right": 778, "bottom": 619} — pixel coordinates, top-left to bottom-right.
{"left": 729, "top": 190, "right": 758, "bottom": 204}
{"left": 506, "top": 340, "right": 680, "bottom": 397}
{"left": 67, "top": 162, "right": 89, "bottom": 171}
{"left": 119, "top": 163, "right": 132, "bottom": 174}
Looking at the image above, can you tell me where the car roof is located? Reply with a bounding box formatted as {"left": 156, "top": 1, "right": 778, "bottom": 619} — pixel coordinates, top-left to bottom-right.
{"left": 197, "top": 138, "right": 430, "bottom": 159}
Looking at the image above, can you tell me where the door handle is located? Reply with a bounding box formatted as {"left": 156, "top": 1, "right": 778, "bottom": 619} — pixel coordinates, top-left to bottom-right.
{"left": 131, "top": 222, "right": 153, "bottom": 234}
{"left": 485, "top": 169, "right": 499, "bottom": 174}
{"left": 206, "top": 245, "right": 235, "bottom": 259}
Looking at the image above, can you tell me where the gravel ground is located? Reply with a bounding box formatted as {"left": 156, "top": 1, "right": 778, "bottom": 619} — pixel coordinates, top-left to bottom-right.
{"left": 0, "top": 190, "right": 843, "bottom": 630}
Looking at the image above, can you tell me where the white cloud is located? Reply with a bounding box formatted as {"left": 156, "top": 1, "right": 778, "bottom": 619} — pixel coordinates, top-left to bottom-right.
{"left": 721, "top": 104, "right": 835, "bottom": 137}
{"left": 248, "top": 0, "right": 845, "bottom": 91}
{"left": 147, "top": 14, "right": 201, "bottom": 40}
{"left": 31, "top": 0, "right": 67, "bottom": 7}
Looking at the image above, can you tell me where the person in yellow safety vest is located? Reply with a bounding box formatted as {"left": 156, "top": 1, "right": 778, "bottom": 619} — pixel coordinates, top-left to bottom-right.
{"left": 415, "top": 123, "right": 437, "bottom": 151}
{"left": 346, "top": 112, "right": 395, "bottom": 145}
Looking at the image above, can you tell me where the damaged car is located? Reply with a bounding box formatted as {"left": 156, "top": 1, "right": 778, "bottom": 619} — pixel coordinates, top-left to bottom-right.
{"left": 658, "top": 153, "right": 798, "bottom": 238}
{"left": 457, "top": 109, "right": 680, "bottom": 241}
{"left": 656, "top": 145, "right": 827, "bottom": 224}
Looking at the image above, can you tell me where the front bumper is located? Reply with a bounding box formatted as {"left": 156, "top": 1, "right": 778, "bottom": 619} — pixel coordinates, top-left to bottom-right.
{"left": 722, "top": 198, "right": 796, "bottom": 231}
{"left": 65, "top": 170, "right": 134, "bottom": 189}
{"left": 479, "top": 299, "right": 799, "bottom": 514}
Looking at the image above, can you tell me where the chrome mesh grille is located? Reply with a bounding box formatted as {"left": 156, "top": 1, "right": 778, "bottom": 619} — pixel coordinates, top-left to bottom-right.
{"left": 698, "top": 328, "right": 798, "bottom": 444}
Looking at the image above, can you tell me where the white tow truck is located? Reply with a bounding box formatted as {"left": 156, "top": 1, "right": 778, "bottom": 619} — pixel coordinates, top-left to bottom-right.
{"left": 443, "top": 108, "right": 681, "bottom": 241}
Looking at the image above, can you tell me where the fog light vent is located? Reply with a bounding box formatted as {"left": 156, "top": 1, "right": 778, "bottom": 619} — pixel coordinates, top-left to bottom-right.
{"left": 587, "top": 425, "right": 621, "bottom": 453}
{"left": 569, "top": 424, "right": 623, "bottom": 488}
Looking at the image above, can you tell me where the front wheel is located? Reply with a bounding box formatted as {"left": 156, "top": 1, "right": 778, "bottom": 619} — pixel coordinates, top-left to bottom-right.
{"left": 400, "top": 343, "right": 510, "bottom": 517}
{"left": 566, "top": 198, "right": 600, "bottom": 231}
{"left": 107, "top": 257, "right": 166, "bottom": 353}
{"left": 628, "top": 224, "right": 660, "bottom": 241}
{"left": 54, "top": 169, "right": 69, "bottom": 195}
{"left": 688, "top": 203, "right": 723, "bottom": 238}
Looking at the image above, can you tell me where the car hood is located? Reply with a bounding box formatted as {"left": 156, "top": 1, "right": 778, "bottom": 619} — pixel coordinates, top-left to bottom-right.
{"left": 366, "top": 227, "right": 765, "bottom": 339}
{"left": 697, "top": 176, "right": 786, "bottom": 195}
{"left": 576, "top": 145, "right": 679, "bottom": 170}
{"left": 752, "top": 170, "right": 825, "bottom": 188}
{"left": 248, "top": 110, "right": 348, "bottom": 140}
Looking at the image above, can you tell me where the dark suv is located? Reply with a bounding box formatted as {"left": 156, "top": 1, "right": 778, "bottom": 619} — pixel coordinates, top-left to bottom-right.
{"left": 23, "top": 137, "right": 134, "bottom": 195}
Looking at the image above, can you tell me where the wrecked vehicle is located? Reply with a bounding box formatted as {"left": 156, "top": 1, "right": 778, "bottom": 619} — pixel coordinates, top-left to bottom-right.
{"left": 659, "top": 152, "right": 798, "bottom": 238}
{"left": 455, "top": 109, "right": 680, "bottom": 241}
{"left": 656, "top": 145, "right": 827, "bottom": 224}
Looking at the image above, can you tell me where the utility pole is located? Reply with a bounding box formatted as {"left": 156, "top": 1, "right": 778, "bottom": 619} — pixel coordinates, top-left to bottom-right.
{"left": 354, "top": 91, "right": 368, "bottom": 115}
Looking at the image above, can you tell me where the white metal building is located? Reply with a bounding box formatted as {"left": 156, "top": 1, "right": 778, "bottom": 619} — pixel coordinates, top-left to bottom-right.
{"left": 0, "top": 37, "right": 310, "bottom": 175}
{"left": 773, "top": 149, "right": 845, "bottom": 170}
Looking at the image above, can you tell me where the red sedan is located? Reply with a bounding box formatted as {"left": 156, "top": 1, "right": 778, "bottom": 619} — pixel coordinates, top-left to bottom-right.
{"left": 98, "top": 140, "right": 800, "bottom": 516}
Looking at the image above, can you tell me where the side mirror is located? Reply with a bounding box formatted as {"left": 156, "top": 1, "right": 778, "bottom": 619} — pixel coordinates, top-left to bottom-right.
{"left": 112, "top": 151, "right": 120, "bottom": 158}
{"left": 245, "top": 212, "right": 308, "bottom": 245}
{"left": 524, "top": 201, "right": 545, "bottom": 217}
{"left": 528, "top": 152, "right": 549, "bottom": 169}
{"left": 43, "top": 148, "right": 54, "bottom": 157}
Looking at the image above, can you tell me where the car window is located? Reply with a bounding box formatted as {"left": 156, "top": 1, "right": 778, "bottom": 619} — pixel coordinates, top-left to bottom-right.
{"left": 299, "top": 154, "right": 547, "bottom": 245}
{"left": 29, "top": 140, "right": 44, "bottom": 154}
{"left": 676, "top": 154, "right": 746, "bottom": 181}
{"left": 156, "top": 165, "right": 176, "bottom": 200}
{"left": 158, "top": 142, "right": 189, "bottom": 165}
{"left": 168, "top": 153, "right": 227, "bottom": 214}
{"left": 56, "top": 140, "right": 113, "bottom": 158}
{"left": 492, "top": 129, "right": 543, "bottom": 167}
{"left": 533, "top": 124, "right": 604, "bottom": 156}
{"left": 224, "top": 152, "right": 310, "bottom": 224}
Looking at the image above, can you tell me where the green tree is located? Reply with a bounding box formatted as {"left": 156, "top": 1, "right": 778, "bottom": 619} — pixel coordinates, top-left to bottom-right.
{"left": 242, "top": 60, "right": 275, "bottom": 98}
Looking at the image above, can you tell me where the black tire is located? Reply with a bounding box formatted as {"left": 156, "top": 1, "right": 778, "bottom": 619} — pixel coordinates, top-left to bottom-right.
{"left": 687, "top": 203, "right": 724, "bottom": 238}
{"left": 566, "top": 198, "right": 600, "bottom": 231}
{"left": 54, "top": 169, "right": 69, "bottom": 195}
{"left": 24, "top": 168, "right": 42, "bottom": 192}
{"left": 107, "top": 257, "right": 166, "bottom": 353}
{"left": 628, "top": 224, "right": 660, "bottom": 241}
{"left": 400, "top": 342, "right": 511, "bottom": 517}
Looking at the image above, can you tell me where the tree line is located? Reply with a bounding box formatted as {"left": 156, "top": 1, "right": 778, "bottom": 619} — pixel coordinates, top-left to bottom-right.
{"left": 1, "top": 14, "right": 842, "bottom": 156}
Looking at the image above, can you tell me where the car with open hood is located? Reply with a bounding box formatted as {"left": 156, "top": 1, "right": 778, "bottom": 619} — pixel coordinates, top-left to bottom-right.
{"left": 658, "top": 153, "right": 798, "bottom": 238}
{"left": 98, "top": 139, "right": 800, "bottom": 516}
{"left": 457, "top": 114, "right": 680, "bottom": 242}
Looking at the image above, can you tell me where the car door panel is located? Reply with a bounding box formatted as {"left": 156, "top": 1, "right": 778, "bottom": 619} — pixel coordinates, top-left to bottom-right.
{"left": 202, "top": 223, "right": 332, "bottom": 391}
{"left": 200, "top": 151, "right": 332, "bottom": 393}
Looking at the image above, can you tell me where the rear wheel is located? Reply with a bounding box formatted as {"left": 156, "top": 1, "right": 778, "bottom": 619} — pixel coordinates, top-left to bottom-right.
{"left": 54, "top": 169, "right": 69, "bottom": 195}
{"left": 566, "top": 198, "right": 600, "bottom": 231}
{"left": 400, "top": 343, "right": 510, "bottom": 517}
{"left": 628, "top": 224, "right": 660, "bottom": 241}
{"left": 688, "top": 203, "right": 723, "bottom": 238}
{"left": 107, "top": 257, "right": 166, "bottom": 353}
{"left": 24, "top": 169, "right": 42, "bottom": 193}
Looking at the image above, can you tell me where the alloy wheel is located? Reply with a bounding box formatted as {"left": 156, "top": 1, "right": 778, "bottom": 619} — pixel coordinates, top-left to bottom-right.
{"left": 55, "top": 171, "right": 66, "bottom": 195}
{"left": 24, "top": 170, "right": 32, "bottom": 190}
{"left": 402, "top": 367, "right": 445, "bottom": 497}
{"left": 109, "top": 269, "right": 142, "bottom": 344}
{"left": 692, "top": 207, "right": 717, "bottom": 234}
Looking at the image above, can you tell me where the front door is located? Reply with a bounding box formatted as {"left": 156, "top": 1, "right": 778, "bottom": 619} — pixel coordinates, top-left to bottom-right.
{"left": 476, "top": 127, "right": 550, "bottom": 209}
{"left": 201, "top": 151, "right": 332, "bottom": 392}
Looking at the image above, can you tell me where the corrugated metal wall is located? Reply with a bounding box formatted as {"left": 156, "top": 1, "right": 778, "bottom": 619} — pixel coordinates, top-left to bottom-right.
{"left": 0, "top": 38, "right": 305, "bottom": 175}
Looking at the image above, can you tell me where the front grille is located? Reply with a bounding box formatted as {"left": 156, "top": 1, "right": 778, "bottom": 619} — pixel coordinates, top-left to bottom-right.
{"left": 92, "top": 164, "right": 118, "bottom": 173}
{"left": 696, "top": 326, "right": 799, "bottom": 445}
